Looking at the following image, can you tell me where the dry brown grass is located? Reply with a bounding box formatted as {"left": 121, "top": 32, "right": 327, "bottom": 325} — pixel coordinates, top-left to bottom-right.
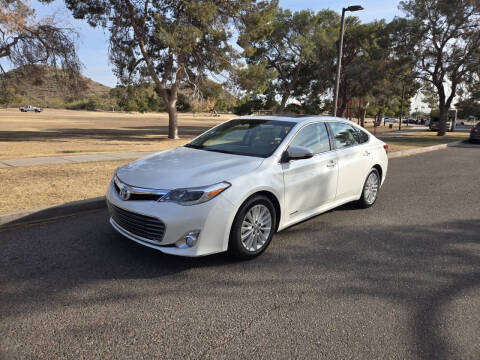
{"left": 0, "top": 109, "right": 400, "bottom": 159}
{"left": 0, "top": 160, "right": 127, "bottom": 213}
{"left": 0, "top": 108, "right": 231, "bottom": 159}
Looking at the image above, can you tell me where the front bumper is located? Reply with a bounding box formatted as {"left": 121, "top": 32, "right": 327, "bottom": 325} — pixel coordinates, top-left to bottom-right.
{"left": 106, "top": 181, "right": 235, "bottom": 257}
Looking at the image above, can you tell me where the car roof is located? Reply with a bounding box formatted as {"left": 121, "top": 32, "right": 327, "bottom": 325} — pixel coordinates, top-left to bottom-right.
{"left": 233, "top": 115, "right": 352, "bottom": 124}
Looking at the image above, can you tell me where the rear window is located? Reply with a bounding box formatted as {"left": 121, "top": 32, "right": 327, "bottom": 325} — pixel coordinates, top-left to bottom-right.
{"left": 329, "top": 122, "right": 359, "bottom": 149}
{"left": 356, "top": 129, "right": 369, "bottom": 144}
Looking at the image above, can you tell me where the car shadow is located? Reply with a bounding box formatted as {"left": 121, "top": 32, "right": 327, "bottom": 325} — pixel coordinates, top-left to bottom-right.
{"left": 273, "top": 217, "right": 480, "bottom": 360}
{"left": 0, "top": 125, "right": 212, "bottom": 143}
{"left": 1, "top": 209, "right": 479, "bottom": 359}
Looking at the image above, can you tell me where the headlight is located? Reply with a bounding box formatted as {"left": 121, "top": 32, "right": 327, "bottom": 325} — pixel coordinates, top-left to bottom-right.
{"left": 160, "top": 182, "right": 231, "bottom": 206}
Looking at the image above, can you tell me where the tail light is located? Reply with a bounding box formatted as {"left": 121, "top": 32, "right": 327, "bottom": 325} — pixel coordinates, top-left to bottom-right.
{"left": 472, "top": 128, "right": 478, "bottom": 133}
{"left": 383, "top": 144, "right": 389, "bottom": 153}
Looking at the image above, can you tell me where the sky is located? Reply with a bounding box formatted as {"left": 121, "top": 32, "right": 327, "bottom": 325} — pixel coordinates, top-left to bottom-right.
{"left": 26, "top": 0, "right": 404, "bottom": 88}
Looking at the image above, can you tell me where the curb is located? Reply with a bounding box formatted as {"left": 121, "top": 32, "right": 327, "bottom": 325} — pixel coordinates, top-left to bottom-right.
{"left": 388, "top": 140, "right": 463, "bottom": 159}
{"left": 0, "top": 140, "right": 467, "bottom": 231}
{"left": 0, "top": 197, "right": 106, "bottom": 231}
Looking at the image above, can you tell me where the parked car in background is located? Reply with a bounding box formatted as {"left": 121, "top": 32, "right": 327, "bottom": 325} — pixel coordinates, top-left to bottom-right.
{"left": 106, "top": 116, "right": 389, "bottom": 259}
{"left": 429, "top": 118, "right": 453, "bottom": 132}
{"left": 470, "top": 122, "right": 480, "bottom": 143}
{"left": 429, "top": 109, "right": 457, "bottom": 132}
{"left": 19, "top": 105, "right": 42, "bottom": 112}
{"left": 383, "top": 118, "right": 398, "bottom": 124}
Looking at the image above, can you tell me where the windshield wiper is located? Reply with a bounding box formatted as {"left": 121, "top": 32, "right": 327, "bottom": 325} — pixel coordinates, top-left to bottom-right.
{"left": 184, "top": 143, "right": 203, "bottom": 149}
{"left": 203, "top": 148, "right": 238, "bottom": 155}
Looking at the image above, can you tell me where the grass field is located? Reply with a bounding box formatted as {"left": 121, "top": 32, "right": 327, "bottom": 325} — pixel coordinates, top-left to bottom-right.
{"left": 0, "top": 160, "right": 125, "bottom": 213}
{"left": 0, "top": 108, "right": 398, "bottom": 159}
{"left": 0, "top": 108, "right": 465, "bottom": 213}
{"left": 0, "top": 108, "right": 230, "bottom": 159}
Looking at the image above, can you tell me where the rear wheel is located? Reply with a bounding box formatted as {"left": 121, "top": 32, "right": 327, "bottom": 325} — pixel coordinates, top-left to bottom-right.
{"left": 358, "top": 169, "right": 380, "bottom": 208}
{"left": 228, "top": 195, "right": 276, "bottom": 260}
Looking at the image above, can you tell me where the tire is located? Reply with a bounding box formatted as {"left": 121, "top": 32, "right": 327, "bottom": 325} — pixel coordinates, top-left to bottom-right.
{"left": 358, "top": 168, "right": 380, "bottom": 208}
{"left": 228, "top": 195, "right": 277, "bottom": 260}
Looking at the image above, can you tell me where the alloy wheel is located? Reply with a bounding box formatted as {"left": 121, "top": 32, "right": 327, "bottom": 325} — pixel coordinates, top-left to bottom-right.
{"left": 240, "top": 204, "right": 272, "bottom": 252}
{"left": 364, "top": 172, "right": 379, "bottom": 205}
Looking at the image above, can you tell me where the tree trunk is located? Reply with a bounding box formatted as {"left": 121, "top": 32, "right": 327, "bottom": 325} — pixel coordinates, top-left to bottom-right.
{"left": 437, "top": 90, "right": 447, "bottom": 136}
{"left": 279, "top": 63, "right": 302, "bottom": 113}
{"left": 337, "top": 90, "right": 350, "bottom": 117}
{"left": 167, "top": 102, "right": 179, "bottom": 139}
{"left": 280, "top": 92, "right": 289, "bottom": 112}
{"left": 434, "top": 83, "right": 448, "bottom": 136}
{"left": 378, "top": 111, "right": 384, "bottom": 126}
{"left": 438, "top": 105, "right": 447, "bottom": 136}
{"left": 154, "top": 86, "right": 178, "bottom": 139}
{"left": 360, "top": 102, "right": 369, "bottom": 127}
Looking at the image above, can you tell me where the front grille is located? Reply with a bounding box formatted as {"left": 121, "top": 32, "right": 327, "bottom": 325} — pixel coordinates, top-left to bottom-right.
{"left": 108, "top": 203, "right": 166, "bottom": 244}
{"left": 113, "top": 181, "right": 162, "bottom": 201}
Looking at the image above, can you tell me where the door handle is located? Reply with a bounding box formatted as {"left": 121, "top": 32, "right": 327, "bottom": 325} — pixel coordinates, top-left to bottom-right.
{"left": 363, "top": 151, "right": 371, "bottom": 157}
{"left": 326, "top": 160, "right": 337, "bottom": 168}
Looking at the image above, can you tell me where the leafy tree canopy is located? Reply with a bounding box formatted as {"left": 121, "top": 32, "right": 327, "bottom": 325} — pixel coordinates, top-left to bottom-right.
{"left": 397, "top": 0, "right": 480, "bottom": 134}
{"left": 63, "top": 0, "right": 277, "bottom": 138}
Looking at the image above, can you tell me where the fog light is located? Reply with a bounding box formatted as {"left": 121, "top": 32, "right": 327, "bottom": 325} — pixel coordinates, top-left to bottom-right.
{"left": 175, "top": 230, "right": 200, "bottom": 248}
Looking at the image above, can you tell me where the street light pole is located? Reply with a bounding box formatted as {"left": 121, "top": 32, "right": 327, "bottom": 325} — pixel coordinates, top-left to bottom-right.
{"left": 332, "top": 5, "right": 363, "bottom": 118}
{"left": 333, "top": 9, "right": 346, "bottom": 117}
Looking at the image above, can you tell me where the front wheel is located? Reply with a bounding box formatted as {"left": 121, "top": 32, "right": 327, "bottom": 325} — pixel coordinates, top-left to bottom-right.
{"left": 228, "top": 195, "right": 276, "bottom": 260}
{"left": 358, "top": 169, "right": 380, "bottom": 208}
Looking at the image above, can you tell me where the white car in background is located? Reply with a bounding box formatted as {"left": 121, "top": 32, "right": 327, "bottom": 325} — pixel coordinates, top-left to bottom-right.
{"left": 383, "top": 118, "right": 398, "bottom": 123}
{"left": 19, "top": 105, "right": 42, "bottom": 112}
{"left": 106, "top": 116, "right": 389, "bottom": 259}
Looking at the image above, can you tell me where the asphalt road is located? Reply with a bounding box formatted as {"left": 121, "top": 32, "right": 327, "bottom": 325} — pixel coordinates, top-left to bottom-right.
{"left": 1, "top": 144, "right": 479, "bottom": 360}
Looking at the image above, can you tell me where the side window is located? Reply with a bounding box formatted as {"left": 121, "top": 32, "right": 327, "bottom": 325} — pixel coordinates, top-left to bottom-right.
{"left": 289, "top": 123, "right": 331, "bottom": 154}
{"left": 329, "top": 122, "right": 360, "bottom": 149}
{"left": 356, "top": 129, "right": 369, "bottom": 144}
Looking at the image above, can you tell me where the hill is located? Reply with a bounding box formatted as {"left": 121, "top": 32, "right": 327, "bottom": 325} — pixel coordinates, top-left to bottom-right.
{"left": 0, "top": 65, "right": 111, "bottom": 108}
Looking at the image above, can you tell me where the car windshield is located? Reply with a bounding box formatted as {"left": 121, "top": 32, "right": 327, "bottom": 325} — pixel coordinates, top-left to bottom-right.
{"left": 185, "top": 119, "right": 296, "bottom": 158}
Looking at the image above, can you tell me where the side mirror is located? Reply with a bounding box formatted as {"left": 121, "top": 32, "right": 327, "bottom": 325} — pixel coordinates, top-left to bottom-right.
{"left": 282, "top": 146, "right": 314, "bottom": 162}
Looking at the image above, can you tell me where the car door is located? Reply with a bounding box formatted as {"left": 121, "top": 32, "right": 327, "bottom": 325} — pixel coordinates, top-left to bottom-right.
{"left": 282, "top": 122, "right": 338, "bottom": 218}
{"left": 328, "top": 122, "right": 373, "bottom": 200}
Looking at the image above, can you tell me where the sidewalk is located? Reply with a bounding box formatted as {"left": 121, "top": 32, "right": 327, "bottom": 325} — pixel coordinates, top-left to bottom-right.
{"left": 0, "top": 151, "right": 156, "bottom": 168}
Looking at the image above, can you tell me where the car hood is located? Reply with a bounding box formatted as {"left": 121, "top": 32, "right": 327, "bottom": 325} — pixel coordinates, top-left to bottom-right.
{"left": 116, "top": 146, "right": 264, "bottom": 189}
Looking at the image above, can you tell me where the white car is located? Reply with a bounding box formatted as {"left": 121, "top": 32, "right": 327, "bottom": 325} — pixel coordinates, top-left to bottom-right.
{"left": 383, "top": 118, "right": 398, "bottom": 123}
{"left": 106, "top": 116, "right": 389, "bottom": 259}
{"left": 19, "top": 105, "right": 42, "bottom": 112}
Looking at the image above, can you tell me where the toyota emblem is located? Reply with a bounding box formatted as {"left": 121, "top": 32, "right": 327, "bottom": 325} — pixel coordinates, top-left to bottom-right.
{"left": 119, "top": 185, "right": 131, "bottom": 201}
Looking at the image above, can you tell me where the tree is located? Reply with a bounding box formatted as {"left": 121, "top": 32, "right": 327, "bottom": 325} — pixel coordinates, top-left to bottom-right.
{"left": 335, "top": 19, "right": 405, "bottom": 118}
{"left": 0, "top": 0, "right": 80, "bottom": 73}
{"left": 456, "top": 76, "right": 480, "bottom": 119}
{"left": 239, "top": 9, "right": 337, "bottom": 111}
{"left": 64, "top": 0, "right": 276, "bottom": 139}
{"left": 398, "top": 0, "right": 480, "bottom": 135}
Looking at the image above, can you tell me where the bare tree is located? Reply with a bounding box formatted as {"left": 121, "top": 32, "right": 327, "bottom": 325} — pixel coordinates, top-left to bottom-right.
{"left": 0, "top": 0, "right": 82, "bottom": 107}
{"left": 0, "top": 0, "right": 80, "bottom": 73}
